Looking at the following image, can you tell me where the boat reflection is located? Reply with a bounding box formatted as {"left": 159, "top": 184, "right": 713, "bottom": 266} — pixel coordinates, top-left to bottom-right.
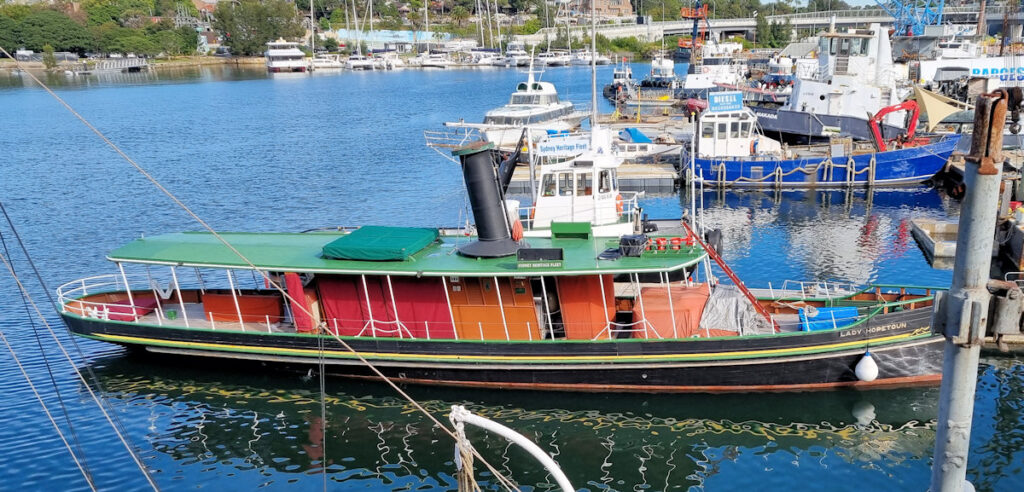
{"left": 84, "top": 353, "right": 946, "bottom": 489}
{"left": 679, "top": 187, "right": 957, "bottom": 286}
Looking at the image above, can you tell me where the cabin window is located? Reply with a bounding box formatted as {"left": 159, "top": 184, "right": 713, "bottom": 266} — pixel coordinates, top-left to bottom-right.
{"left": 741, "top": 121, "right": 751, "bottom": 137}
{"left": 839, "top": 38, "right": 850, "bottom": 56}
{"left": 577, "top": 173, "right": 593, "bottom": 196}
{"left": 627, "top": 145, "right": 637, "bottom": 152}
{"left": 558, "top": 172, "right": 574, "bottom": 196}
{"left": 611, "top": 170, "right": 619, "bottom": 191}
{"left": 598, "top": 170, "right": 611, "bottom": 193}
{"left": 851, "top": 38, "right": 864, "bottom": 55}
{"left": 542, "top": 174, "right": 556, "bottom": 196}
{"left": 701, "top": 122, "right": 714, "bottom": 138}
{"left": 717, "top": 123, "right": 727, "bottom": 139}
{"left": 730, "top": 122, "right": 740, "bottom": 138}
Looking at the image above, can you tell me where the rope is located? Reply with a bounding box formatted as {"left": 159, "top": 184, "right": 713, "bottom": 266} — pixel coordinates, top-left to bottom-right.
{"left": 2, "top": 46, "right": 519, "bottom": 492}
{"left": 0, "top": 329, "right": 95, "bottom": 491}
{"left": 0, "top": 252, "right": 159, "bottom": 490}
{"left": 0, "top": 227, "right": 94, "bottom": 487}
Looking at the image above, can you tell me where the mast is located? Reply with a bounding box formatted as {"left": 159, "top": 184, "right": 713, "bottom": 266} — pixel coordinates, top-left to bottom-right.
{"left": 590, "top": 0, "right": 597, "bottom": 127}
{"left": 309, "top": 0, "right": 315, "bottom": 71}
{"left": 494, "top": 0, "right": 503, "bottom": 54}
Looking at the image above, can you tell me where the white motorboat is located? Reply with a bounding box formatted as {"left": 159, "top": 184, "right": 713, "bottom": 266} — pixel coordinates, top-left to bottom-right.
{"left": 443, "top": 66, "right": 588, "bottom": 148}
{"left": 311, "top": 53, "right": 344, "bottom": 70}
{"left": 375, "top": 52, "right": 405, "bottom": 69}
{"left": 265, "top": 39, "right": 307, "bottom": 73}
{"left": 345, "top": 54, "right": 375, "bottom": 70}
{"left": 537, "top": 51, "right": 571, "bottom": 67}
{"left": 419, "top": 52, "right": 453, "bottom": 68}
{"left": 570, "top": 50, "right": 611, "bottom": 66}
{"left": 503, "top": 41, "right": 531, "bottom": 67}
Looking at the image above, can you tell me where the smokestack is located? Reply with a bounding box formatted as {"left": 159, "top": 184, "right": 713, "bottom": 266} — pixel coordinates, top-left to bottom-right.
{"left": 453, "top": 142, "right": 524, "bottom": 258}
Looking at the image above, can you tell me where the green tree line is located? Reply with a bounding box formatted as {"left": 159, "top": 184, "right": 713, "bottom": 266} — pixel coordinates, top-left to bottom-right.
{"left": 1, "top": 1, "right": 199, "bottom": 58}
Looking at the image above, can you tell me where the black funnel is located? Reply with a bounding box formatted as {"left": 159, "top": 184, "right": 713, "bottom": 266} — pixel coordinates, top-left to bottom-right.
{"left": 453, "top": 142, "right": 523, "bottom": 258}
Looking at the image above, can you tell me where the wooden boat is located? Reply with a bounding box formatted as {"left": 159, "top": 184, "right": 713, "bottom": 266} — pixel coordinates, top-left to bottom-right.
{"left": 57, "top": 145, "right": 944, "bottom": 392}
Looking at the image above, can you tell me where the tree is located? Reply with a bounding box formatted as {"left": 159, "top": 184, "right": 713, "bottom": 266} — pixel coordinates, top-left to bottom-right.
{"left": 0, "top": 15, "right": 16, "bottom": 55}
{"left": 213, "top": 0, "right": 305, "bottom": 56}
{"left": 42, "top": 44, "right": 57, "bottom": 69}
{"left": 321, "top": 36, "right": 338, "bottom": 52}
{"left": 450, "top": 6, "right": 469, "bottom": 27}
{"left": 15, "top": 9, "right": 93, "bottom": 54}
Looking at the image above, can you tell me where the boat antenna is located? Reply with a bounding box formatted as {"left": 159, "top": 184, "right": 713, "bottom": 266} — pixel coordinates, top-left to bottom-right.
{"left": 0, "top": 46, "right": 520, "bottom": 492}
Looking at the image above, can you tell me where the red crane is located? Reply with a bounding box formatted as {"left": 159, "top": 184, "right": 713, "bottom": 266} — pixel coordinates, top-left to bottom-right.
{"left": 868, "top": 100, "right": 926, "bottom": 152}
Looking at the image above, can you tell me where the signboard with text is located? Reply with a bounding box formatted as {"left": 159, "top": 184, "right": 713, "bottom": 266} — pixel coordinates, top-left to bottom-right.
{"left": 707, "top": 91, "right": 744, "bottom": 113}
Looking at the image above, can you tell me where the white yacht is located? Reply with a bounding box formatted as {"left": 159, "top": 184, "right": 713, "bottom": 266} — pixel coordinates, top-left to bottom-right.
{"left": 470, "top": 50, "right": 503, "bottom": 66}
{"left": 503, "top": 41, "right": 531, "bottom": 67}
{"left": 311, "top": 53, "right": 344, "bottom": 70}
{"left": 375, "top": 52, "right": 405, "bottom": 69}
{"left": 264, "top": 39, "right": 307, "bottom": 73}
{"left": 570, "top": 50, "right": 611, "bottom": 66}
{"left": 419, "top": 52, "right": 453, "bottom": 69}
{"left": 537, "top": 51, "right": 571, "bottom": 67}
{"left": 345, "top": 54, "right": 375, "bottom": 70}
{"left": 444, "top": 67, "right": 588, "bottom": 148}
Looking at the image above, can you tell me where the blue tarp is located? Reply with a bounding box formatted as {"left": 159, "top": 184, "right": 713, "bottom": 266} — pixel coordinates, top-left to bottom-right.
{"left": 620, "top": 128, "right": 652, "bottom": 143}
{"left": 798, "top": 306, "right": 860, "bottom": 331}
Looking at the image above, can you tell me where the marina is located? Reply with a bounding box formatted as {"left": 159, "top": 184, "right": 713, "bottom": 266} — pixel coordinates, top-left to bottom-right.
{"left": 3, "top": 1, "right": 1024, "bottom": 490}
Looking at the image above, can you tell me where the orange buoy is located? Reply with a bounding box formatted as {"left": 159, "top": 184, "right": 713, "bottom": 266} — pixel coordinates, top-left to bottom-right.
{"left": 511, "top": 219, "right": 524, "bottom": 241}
{"left": 615, "top": 194, "right": 624, "bottom": 216}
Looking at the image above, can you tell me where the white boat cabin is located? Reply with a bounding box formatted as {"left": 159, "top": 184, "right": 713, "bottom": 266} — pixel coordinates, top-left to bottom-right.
{"left": 697, "top": 108, "right": 782, "bottom": 159}
{"left": 525, "top": 127, "right": 638, "bottom": 237}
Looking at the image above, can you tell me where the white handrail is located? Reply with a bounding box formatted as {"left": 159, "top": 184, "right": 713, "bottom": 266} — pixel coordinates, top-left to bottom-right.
{"left": 449, "top": 405, "right": 574, "bottom": 492}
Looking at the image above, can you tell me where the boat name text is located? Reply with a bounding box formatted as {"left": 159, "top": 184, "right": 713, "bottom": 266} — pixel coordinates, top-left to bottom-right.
{"left": 839, "top": 322, "right": 908, "bottom": 337}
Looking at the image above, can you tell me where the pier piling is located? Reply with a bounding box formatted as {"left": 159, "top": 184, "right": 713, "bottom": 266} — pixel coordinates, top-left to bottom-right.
{"left": 929, "top": 91, "right": 1007, "bottom": 492}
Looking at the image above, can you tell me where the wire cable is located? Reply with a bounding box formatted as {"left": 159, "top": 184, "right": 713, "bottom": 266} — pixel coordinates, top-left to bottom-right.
{"left": 2, "top": 46, "right": 520, "bottom": 491}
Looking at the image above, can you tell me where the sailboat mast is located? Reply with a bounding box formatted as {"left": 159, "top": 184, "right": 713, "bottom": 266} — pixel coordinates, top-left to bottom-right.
{"left": 310, "top": 0, "right": 315, "bottom": 71}
{"left": 494, "top": 0, "right": 502, "bottom": 54}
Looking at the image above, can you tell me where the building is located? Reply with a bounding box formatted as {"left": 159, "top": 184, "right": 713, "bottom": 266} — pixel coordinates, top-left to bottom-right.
{"left": 573, "top": 0, "right": 634, "bottom": 18}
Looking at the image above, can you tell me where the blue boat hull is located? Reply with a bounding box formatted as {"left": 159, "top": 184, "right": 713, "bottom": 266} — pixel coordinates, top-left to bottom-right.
{"left": 691, "top": 135, "right": 960, "bottom": 188}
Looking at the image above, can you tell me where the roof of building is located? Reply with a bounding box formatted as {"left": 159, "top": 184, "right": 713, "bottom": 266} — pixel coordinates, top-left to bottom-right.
{"left": 107, "top": 229, "right": 705, "bottom": 276}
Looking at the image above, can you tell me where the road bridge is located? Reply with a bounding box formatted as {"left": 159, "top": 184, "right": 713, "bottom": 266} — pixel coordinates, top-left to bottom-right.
{"left": 514, "top": 5, "right": 1024, "bottom": 45}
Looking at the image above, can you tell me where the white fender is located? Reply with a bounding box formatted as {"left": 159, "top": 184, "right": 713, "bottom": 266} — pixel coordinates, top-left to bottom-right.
{"left": 855, "top": 350, "right": 879, "bottom": 382}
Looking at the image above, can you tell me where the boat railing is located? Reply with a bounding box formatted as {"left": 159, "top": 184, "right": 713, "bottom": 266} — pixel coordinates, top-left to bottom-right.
{"left": 57, "top": 274, "right": 138, "bottom": 305}
{"left": 1005, "top": 272, "right": 1024, "bottom": 289}
{"left": 765, "top": 280, "right": 860, "bottom": 300}
{"left": 424, "top": 127, "right": 483, "bottom": 163}
{"left": 517, "top": 192, "right": 641, "bottom": 228}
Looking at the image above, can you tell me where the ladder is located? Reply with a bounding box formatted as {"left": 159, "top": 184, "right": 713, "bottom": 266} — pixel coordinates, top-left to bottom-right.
{"left": 681, "top": 221, "right": 780, "bottom": 332}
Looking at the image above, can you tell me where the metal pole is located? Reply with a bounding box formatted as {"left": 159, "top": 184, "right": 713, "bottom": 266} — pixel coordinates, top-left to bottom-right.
{"left": 930, "top": 91, "right": 1008, "bottom": 492}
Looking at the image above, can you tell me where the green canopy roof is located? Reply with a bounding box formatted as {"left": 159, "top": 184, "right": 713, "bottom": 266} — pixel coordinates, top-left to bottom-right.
{"left": 321, "top": 226, "right": 439, "bottom": 261}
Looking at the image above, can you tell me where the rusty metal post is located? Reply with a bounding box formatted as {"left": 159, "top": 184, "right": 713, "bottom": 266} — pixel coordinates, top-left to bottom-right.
{"left": 930, "top": 91, "right": 1007, "bottom": 492}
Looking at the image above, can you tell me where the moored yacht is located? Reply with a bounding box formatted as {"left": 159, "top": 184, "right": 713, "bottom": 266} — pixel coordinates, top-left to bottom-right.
{"left": 537, "top": 50, "right": 571, "bottom": 67}
{"left": 265, "top": 39, "right": 307, "bottom": 73}
{"left": 444, "top": 66, "right": 589, "bottom": 148}
{"left": 503, "top": 41, "right": 532, "bottom": 67}
{"left": 570, "top": 50, "right": 610, "bottom": 66}
{"left": 311, "top": 53, "right": 345, "bottom": 70}
{"left": 345, "top": 54, "right": 375, "bottom": 70}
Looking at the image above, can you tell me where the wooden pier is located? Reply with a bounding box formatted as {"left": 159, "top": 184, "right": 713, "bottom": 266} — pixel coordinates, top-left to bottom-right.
{"left": 507, "top": 162, "right": 679, "bottom": 194}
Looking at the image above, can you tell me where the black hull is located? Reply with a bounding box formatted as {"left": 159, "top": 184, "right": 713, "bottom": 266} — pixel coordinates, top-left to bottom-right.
{"left": 62, "top": 306, "right": 942, "bottom": 393}
{"left": 750, "top": 106, "right": 905, "bottom": 145}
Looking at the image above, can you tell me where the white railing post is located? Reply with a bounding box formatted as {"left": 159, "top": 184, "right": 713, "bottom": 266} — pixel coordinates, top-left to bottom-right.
{"left": 209, "top": 311, "right": 216, "bottom": 330}
{"left": 171, "top": 267, "right": 190, "bottom": 328}
{"left": 633, "top": 274, "right": 649, "bottom": 338}
{"left": 226, "top": 270, "right": 245, "bottom": 331}
{"left": 116, "top": 262, "right": 136, "bottom": 317}
{"left": 360, "top": 275, "right": 376, "bottom": 337}
{"left": 597, "top": 274, "right": 611, "bottom": 335}
{"left": 664, "top": 272, "right": 678, "bottom": 338}
{"left": 494, "top": 276, "right": 511, "bottom": 341}
{"left": 441, "top": 277, "right": 458, "bottom": 340}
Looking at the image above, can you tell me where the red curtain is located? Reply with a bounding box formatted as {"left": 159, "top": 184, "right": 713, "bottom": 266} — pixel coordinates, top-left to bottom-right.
{"left": 318, "top": 275, "right": 454, "bottom": 339}
{"left": 285, "top": 273, "right": 314, "bottom": 333}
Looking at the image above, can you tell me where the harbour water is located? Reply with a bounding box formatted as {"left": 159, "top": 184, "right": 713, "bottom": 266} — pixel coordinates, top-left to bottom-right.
{"left": 1, "top": 65, "right": 1022, "bottom": 490}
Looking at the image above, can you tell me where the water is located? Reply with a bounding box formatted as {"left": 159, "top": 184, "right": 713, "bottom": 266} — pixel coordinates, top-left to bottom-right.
{"left": 1, "top": 65, "right": 1021, "bottom": 491}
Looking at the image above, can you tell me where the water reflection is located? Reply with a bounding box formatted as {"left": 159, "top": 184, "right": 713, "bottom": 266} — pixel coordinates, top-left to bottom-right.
{"left": 85, "top": 354, "right": 953, "bottom": 490}
{"left": 668, "top": 188, "right": 959, "bottom": 287}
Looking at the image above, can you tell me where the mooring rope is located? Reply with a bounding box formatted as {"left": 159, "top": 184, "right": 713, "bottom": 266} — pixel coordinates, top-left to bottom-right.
{"left": 2, "top": 46, "right": 520, "bottom": 492}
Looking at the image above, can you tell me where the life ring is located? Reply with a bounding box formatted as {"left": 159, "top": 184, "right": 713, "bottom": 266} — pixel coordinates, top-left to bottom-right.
{"left": 615, "top": 194, "right": 624, "bottom": 216}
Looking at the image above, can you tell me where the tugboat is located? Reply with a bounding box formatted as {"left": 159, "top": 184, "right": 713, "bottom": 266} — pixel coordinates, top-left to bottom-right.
{"left": 687, "top": 92, "right": 960, "bottom": 188}
{"left": 58, "top": 142, "right": 946, "bottom": 392}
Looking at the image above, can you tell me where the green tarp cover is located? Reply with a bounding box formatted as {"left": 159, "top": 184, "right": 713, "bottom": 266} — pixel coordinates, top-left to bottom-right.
{"left": 321, "top": 226, "right": 439, "bottom": 261}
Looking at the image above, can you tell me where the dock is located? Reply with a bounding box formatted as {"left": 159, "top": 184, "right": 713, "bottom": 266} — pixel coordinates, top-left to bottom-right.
{"left": 910, "top": 218, "right": 958, "bottom": 269}
{"left": 507, "top": 162, "right": 678, "bottom": 194}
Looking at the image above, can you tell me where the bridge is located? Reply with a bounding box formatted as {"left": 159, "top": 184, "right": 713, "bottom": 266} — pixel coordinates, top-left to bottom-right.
{"left": 514, "top": 5, "right": 1024, "bottom": 45}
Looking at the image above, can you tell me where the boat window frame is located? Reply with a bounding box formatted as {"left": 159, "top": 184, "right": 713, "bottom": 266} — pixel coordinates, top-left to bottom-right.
{"left": 558, "top": 172, "right": 574, "bottom": 196}
{"left": 576, "top": 172, "right": 593, "bottom": 196}
{"left": 541, "top": 173, "right": 556, "bottom": 197}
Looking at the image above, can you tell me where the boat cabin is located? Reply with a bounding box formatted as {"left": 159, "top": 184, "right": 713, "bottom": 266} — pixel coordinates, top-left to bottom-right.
{"left": 528, "top": 128, "right": 638, "bottom": 237}
{"left": 697, "top": 108, "right": 782, "bottom": 158}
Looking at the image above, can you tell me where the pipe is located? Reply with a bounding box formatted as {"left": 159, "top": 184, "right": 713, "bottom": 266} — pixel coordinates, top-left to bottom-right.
{"left": 449, "top": 405, "right": 574, "bottom": 492}
{"left": 930, "top": 91, "right": 1007, "bottom": 492}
